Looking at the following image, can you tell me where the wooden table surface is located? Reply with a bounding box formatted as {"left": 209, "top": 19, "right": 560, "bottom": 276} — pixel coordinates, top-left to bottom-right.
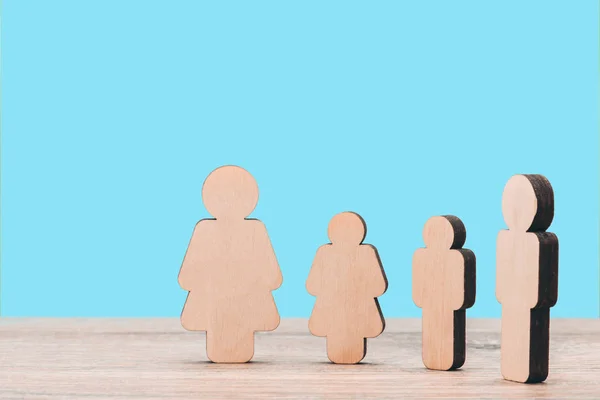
{"left": 0, "top": 318, "right": 598, "bottom": 399}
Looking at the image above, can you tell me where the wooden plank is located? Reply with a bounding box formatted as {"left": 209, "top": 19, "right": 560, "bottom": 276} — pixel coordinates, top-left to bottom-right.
{"left": 0, "top": 319, "right": 598, "bottom": 399}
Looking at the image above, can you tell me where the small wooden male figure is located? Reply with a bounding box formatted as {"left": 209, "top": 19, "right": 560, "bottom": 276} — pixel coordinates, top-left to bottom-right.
{"left": 497, "top": 174, "right": 558, "bottom": 383}
{"left": 412, "top": 215, "right": 476, "bottom": 370}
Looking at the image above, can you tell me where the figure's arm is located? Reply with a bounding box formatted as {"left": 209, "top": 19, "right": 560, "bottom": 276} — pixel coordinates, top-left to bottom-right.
{"left": 543, "top": 232, "right": 559, "bottom": 308}
{"left": 255, "top": 220, "right": 283, "bottom": 290}
{"left": 412, "top": 249, "right": 426, "bottom": 309}
{"left": 363, "top": 245, "right": 388, "bottom": 297}
{"left": 306, "top": 245, "right": 328, "bottom": 296}
{"left": 450, "top": 249, "right": 476, "bottom": 310}
{"left": 178, "top": 220, "right": 209, "bottom": 291}
{"left": 530, "top": 232, "right": 559, "bottom": 308}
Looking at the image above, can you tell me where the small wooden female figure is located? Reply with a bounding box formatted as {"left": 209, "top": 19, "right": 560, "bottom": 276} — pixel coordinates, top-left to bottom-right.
{"left": 178, "top": 165, "right": 283, "bottom": 363}
{"left": 306, "top": 211, "right": 388, "bottom": 364}
{"left": 497, "top": 174, "right": 558, "bottom": 383}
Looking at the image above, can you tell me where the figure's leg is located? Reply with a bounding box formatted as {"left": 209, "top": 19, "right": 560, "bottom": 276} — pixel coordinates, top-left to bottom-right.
{"left": 527, "top": 308, "right": 550, "bottom": 383}
{"left": 451, "top": 310, "right": 466, "bottom": 370}
{"left": 421, "top": 308, "right": 433, "bottom": 369}
{"left": 206, "top": 328, "right": 255, "bottom": 363}
{"left": 326, "top": 335, "right": 366, "bottom": 364}
{"left": 422, "top": 308, "right": 457, "bottom": 370}
{"left": 501, "top": 306, "right": 534, "bottom": 382}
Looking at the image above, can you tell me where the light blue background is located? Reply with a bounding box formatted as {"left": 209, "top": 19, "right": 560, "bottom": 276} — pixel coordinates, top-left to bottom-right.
{"left": 2, "top": 1, "right": 598, "bottom": 317}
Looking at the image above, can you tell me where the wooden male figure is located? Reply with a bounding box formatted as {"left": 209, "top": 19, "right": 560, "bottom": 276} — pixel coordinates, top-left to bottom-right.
{"left": 497, "top": 174, "right": 558, "bottom": 383}
{"left": 412, "top": 215, "right": 476, "bottom": 370}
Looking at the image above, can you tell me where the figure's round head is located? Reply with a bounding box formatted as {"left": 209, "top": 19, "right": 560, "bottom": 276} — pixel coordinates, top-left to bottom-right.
{"left": 423, "top": 215, "right": 466, "bottom": 249}
{"left": 501, "top": 174, "right": 554, "bottom": 232}
{"left": 327, "top": 211, "right": 366, "bottom": 246}
{"left": 202, "top": 165, "right": 259, "bottom": 220}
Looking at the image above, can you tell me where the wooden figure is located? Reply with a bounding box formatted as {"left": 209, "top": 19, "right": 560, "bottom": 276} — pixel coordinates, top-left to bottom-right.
{"left": 306, "top": 211, "right": 388, "bottom": 364}
{"left": 178, "top": 165, "right": 283, "bottom": 363}
{"left": 496, "top": 174, "right": 558, "bottom": 383}
{"left": 412, "top": 215, "right": 476, "bottom": 371}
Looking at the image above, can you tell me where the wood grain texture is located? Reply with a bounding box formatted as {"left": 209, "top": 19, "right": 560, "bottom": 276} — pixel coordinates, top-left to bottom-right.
{"left": 179, "top": 165, "right": 283, "bottom": 363}
{"left": 497, "top": 174, "right": 558, "bottom": 383}
{"left": 306, "top": 212, "right": 388, "bottom": 364}
{"left": 413, "top": 215, "right": 476, "bottom": 371}
{"left": 1, "top": 318, "right": 599, "bottom": 399}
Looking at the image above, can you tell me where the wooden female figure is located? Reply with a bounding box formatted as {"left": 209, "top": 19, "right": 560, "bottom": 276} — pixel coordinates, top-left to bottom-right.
{"left": 497, "top": 174, "right": 558, "bottom": 383}
{"left": 178, "top": 165, "right": 283, "bottom": 363}
{"left": 306, "top": 211, "right": 388, "bottom": 364}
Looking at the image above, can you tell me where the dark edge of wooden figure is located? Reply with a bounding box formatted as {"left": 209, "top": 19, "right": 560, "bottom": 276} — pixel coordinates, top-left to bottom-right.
{"left": 519, "top": 175, "right": 556, "bottom": 383}
{"left": 525, "top": 232, "right": 559, "bottom": 383}
{"left": 442, "top": 215, "right": 467, "bottom": 249}
{"left": 451, "top": 248, "right": 476, "bottom": 370}
{"left": 361, "top": 337, "right": 368, "bottom": 364}
{"left": 523, "top": 174, "right": 554, "bottom": 232}
{"left": 362, "top": 243, "right": 388, "bottom": 363}
{"left": 535, "top": 232, "right": 559, "bottom": 309}
{"left": 366, "top": 244, "right": 390, "bottom": 302}
{"left": 534, "top": 232, "right": 558, "bottom": 308}
{"left": 458, "top": 249, "right": 477, "bottom": 310}
{"left": 358, "top": 211, "right": 387, "bottom": 338}
{"left": 451, "top": 310, "right": 466, "bottom": 370}
{"left": 527, "top": 308, "right": 550, "bottom": 383}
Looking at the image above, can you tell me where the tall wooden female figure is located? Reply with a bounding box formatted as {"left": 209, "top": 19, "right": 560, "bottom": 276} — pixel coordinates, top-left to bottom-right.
{"left": 178, "top": 165, "right": 283, "bottom": 363}
{"left": 497, "top": 174, "right": 558, "bottom": 383}
{"left": 306, "top": 212, "right": 388, "bottom": 364}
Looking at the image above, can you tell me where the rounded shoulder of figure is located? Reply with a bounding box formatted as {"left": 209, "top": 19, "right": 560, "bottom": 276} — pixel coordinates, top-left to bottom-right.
{"left": 450, "top": 247, "right": 476, "bottom": 265}
{"left": 315, "top": 243, "right": 333, "bottom": 255}
{"left": 357, "top": 243, "right": 383, "bottom": 261}
{"left": 497, "top": 229, "right": 543, "bottom": 248}
{"left": 243, "top": 218, "right": 266, "bottom": 227}
{"left": 525, "top": 231, "right": 558, "bottom": 247}
{"left": 497, "top": 229, "right": 511, "bottom": 239}
{"left": 193, "top": 218, "right": 217, "bottom": 232}
{"left": 412, "top": 246, "right": 429, "bottom": 260}
{"left": 222, "top": 218, "right": 269, "bottom": 238}
{"left": 496, "top": 228, "right": 524, "bottom": 241}
{"left": 358, "top": 243, "right": 378, "bottom": 254}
